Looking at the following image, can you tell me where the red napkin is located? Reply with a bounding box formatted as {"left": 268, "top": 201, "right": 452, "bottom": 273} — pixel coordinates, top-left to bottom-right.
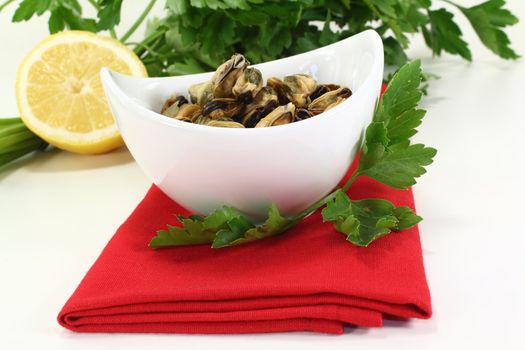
{"left": 57, "top": 164, "right": 432, "bottom": 334}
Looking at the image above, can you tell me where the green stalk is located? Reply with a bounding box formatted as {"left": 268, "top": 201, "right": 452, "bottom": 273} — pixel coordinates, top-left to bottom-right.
{"left": 0, "top": 123, "right": 27, "bottom": 138}
{"left": 0, "top": 117, "right": 22, "bottom": 125}
{"left": 0, "top": 134, "right": 42, "bottom": 154}
{"left": 288, "top": 166, "right": 362, "bottom": 222}
{"left": 131, "top": 29, "right": 166, "bottom": 57}
{"left": 0, "top": 118, "right": 47, "bottom": 168}
{"left": 120, "top": 0, "right": 157, "bottom": 43}
{"left": 341, "top": 171, "right": 360, "bottom": 192}
{"left": 0, "top": 130, "right": 36, "bottom": 150}
{"left": 126, "top": 41, "right": 172, "bottom": 59}
{"left": 0, "top": 0, "right": 15, "bottom": 12}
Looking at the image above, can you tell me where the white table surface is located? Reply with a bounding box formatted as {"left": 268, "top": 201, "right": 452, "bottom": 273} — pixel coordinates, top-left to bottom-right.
{"left": 1, "top": 1, "right": 525, "bottom": 349}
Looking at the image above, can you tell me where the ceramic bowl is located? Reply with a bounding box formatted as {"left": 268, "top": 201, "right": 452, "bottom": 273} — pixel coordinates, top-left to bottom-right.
{"left": 100, "top": 29, "right": 384, "bottom": 220}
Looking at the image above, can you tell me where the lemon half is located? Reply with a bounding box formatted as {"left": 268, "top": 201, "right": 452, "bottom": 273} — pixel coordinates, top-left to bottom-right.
{"left": 16, "top": 31, "right": 147, "bottom": 154}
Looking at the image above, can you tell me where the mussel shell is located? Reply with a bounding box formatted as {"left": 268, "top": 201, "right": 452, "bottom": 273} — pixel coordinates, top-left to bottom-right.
{"left": 236, "top": 90, "right": 253, "bottom": 104}
{"left": 255, "top": 102, "right": 295, "bottom": 128}
{"left": 160, "top": 95, "right": 188, "bottom": 118}
{"left": 212, "top": 54, "right": 249, "bottom": 98}
{"left": 309, "top": 85, "right": 329, "bottom": 101}
{"left": 308, "top": 87, "right": 352, "bottom": 115}
{"left": 202, "top": 98, "right": 244, "bottom": 120}
{"left": 295, "top": 108, "right": 314, "bottom": 121}
{"left": 242, "top": 99, "right": 279, "bottom": 128}
{"left": 324, "top": 84, "right": 341, "bottom": 91}
{"left": 174, "top": 103, "right": 202, "bottom": 122}
{"left": 309, "top": 84, "right": 341, "bottom": 101}
{"left": 241, "top": 87, "right": 278, "bottom": 125}
{"left": 189, "top": 81, "right": 213, "bottom": 106}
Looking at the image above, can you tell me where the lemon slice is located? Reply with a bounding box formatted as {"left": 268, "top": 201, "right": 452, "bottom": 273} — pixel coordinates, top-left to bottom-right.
{"left": 16, "top": 30, "right": 147, "bottom": 154}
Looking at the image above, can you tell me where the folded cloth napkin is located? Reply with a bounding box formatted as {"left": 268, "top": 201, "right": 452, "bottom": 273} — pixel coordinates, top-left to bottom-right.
{"left": 57, "top": 166, "right": 432, "bottom": 334}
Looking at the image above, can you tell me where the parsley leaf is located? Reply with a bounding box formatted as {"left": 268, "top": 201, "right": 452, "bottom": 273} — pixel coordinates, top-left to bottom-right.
{"left": 424, "top": 8, "right": 472, "bottom": 61}
{"left": 359, "top": 130, "right": 437, "bottom": 189}
{"left": 149, "top": 204, "right": 294, "bottom": 249}
{"left": 322, "top": 190, "right": 422, "bottom": 247}
{"left": 6, "top": 0, "right": 520, "bottom": 77}
{"left": 453, "top": 0, "right": 520, "bottom": 59}
{"left": 356, "top": 60, "right": 437, "bottom": 189}
{"left": 213, "top": 204, "right": 294, "bottom": 248}
{"left": 96, "top": 0, "right": 123, "bottom": 31}
{"left": 149, "top": 206, "right": 242, "bottom": 248}
{"left": 12, "top": 0, "right": 52, "bottom": 22}
{"left": 56, "top": 5, "right": 97, "bottom": 32}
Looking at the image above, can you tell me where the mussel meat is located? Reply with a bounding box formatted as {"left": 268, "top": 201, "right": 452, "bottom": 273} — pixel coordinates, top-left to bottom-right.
{"left": 232, "top": 67, "right": 263, "bottom": 100}
{"left": 212, "top": 54, "right": 249, "bottom": 98}
{"left": 160, "top": 53, "right": 351, "bottom": 129}
{"left": 202, "top": 98, "right": 244, "bottom": 120}
{"left": 308, "top": 87, "right": 352, "bottom": 115}
{"left": 295, "top": 108, "right": 314, "bottom": 121}
{"left": 160, "top": 95, "right": 188, "bottom": 118}
{"left": 207, "top": 119, "right": 245, "bottom": 128}
{"left": 242, "top": 86, "right": 278, "bottom": 124}
{"left": 267, "top": 77, "right": 292, "bottom": 105}
{"left": 188, "top": 81, "right": 213, "bottom": 106}
{"left": 283, "top": 74, "right": 317, "bottom": 108}
{"left": 174, "top": 103, "right": 202, "bottom": 122}
{"left": 255, "top": 103, "right": 295, "bottom": 128}
{"left": 243, "top": 99, "right": 280, "bottom": 128}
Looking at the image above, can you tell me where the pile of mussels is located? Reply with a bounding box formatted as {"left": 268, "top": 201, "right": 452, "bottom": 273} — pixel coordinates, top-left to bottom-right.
{"left": 160, "top": 54, "right": 352, "bottom": 128}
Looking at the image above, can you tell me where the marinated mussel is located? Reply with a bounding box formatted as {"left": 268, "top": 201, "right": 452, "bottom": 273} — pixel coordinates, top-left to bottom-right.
{"left": 161, "top": 95, "right": 188, "bottom": 118}
{"left": 161, "top": 54, "right": 352, "bottom": 128}
{"left": 309, "top": 87, "right": 352, "bottom": 115}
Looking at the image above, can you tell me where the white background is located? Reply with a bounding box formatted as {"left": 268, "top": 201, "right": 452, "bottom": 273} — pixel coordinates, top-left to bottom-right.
{"left": 1, "top": 1, "right": 524, "bottom": 349}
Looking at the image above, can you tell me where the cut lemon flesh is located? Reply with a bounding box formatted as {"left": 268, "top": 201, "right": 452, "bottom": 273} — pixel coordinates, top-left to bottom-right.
{"left": 16, "top": 31, "right": 147, "bottom": 154}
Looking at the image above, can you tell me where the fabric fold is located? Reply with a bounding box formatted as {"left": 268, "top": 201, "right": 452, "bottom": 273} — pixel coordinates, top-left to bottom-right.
{"left": 58, "top": 174, "right": 432, "bottom": 334}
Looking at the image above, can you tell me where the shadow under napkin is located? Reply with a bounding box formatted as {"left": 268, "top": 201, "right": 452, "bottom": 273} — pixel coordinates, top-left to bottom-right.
{"left": 57, "top": 174, "right": 432, "bottom": 335}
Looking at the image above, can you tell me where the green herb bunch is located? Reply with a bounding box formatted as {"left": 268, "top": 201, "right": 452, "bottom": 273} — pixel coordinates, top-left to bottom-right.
{"left": 2, "top": 0, "right": 519, "bottom": 76}
{"left": 150, "top": 59, "right": 437, "bottom": 249}
{"left": 0, "top": 0, "right": 519, "bottom": 168}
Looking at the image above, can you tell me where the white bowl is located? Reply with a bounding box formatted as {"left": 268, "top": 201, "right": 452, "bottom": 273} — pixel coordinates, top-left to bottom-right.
{"left": 100, "top": 30, "right": 384, "bottom": 221}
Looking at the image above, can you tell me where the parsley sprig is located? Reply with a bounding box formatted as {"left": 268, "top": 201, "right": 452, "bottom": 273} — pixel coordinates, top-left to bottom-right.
{"left": 149, "top": 59, "right": 437, "bottom": 249}
{"left": 1, "top": 0, "right": 519, "bottom": 76}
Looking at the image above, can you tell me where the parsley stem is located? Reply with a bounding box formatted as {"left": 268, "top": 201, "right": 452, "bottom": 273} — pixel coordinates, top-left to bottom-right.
{"left": 342, "top": 171, "right": 360, "bottom": 192}
{"left": 131, "top": 28, "right": 166, "bottom": 57}
{"left": 0, "top": 0, "right": 15, "bottom": 12}
{"left": 291, "top": 191, "right": 338, "bottom": 222}
{"left": 288, "top": 169, "right": 361, "bottom": 222}
{"left": 441, "top": 0, "right": 461, "bottom": 8}
{"left": 126, "top": 41, "right": 178, "bottom": 60}
{"left": 120, "top": 0, "right": 157, "bottom": 43}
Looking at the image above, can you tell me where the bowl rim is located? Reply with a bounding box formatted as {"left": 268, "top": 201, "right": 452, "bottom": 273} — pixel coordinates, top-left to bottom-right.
{"left": 100, "top": 29, "right": 384, "bottom": 136}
